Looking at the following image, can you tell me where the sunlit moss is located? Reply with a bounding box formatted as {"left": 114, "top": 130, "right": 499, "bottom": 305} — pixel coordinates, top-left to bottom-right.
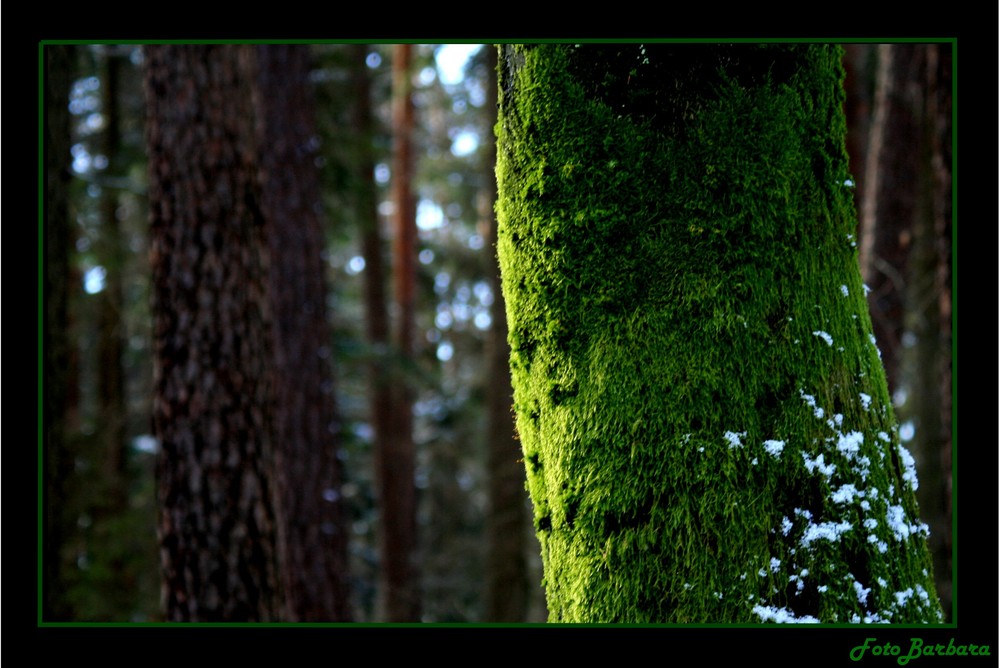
{"left": 496, "top": 43, "right": 942, "bottom": 624}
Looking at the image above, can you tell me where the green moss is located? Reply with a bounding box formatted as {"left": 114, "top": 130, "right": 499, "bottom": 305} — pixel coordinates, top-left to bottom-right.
{"left": 496, "top": 44, "right": 942, "bottom": 624}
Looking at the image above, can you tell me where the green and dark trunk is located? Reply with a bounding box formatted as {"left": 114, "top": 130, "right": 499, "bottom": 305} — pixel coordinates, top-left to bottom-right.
{"left": 495, "top": 44, "right": 942, "bottom": 624}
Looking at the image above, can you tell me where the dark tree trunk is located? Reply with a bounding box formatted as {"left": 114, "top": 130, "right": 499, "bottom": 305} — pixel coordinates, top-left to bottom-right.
{"left": 145, "top": 44, "right": 282, "bottom": 622}
{"left": 249, "top": 44, "right": 353, "bottom": 622}
{"left": 43, "top": 43, "right": 77, "bottom": 622}
{"left": 348, "top": 44, "right": 398, "bottom": 620}
{"left": 483, "top": 44, "right": 532, "bottom": 622}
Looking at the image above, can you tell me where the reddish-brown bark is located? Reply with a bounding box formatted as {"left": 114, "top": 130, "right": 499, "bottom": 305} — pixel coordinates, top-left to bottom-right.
{"left": 145, "top": 44, "right": 282, "bottom": 622}
{"left": 375, "top": 43, "right": 421, "bottom": 622}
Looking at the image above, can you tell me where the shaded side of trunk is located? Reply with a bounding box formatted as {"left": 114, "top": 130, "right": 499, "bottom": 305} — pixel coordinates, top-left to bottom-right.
{"left": 483, "top": 44, "right": 531, "bottom": 622}
{"left": 250, "top": 44, "right": 353, "bottom": 622}
{"left": 375, "top": 42, "right": 421, "bottom": 622}
{"left": 145, "top": 44, "right": 282, "bottom": 622}
{"left": 43, "top": 43, "right": 77, "bottom": 622}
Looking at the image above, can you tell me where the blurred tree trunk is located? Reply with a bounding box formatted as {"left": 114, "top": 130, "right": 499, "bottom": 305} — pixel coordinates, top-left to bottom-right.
{"left": 857, "top": 45, "right": 909, "bottom": 393}
{"left": 846, "top": 44, "right": 953, "bottom": 619}
{"left": 145, "top": 44, "right": 282, "bottom": 622}
{"left": 249, "top": 44, "right": 353, "bottom": 622}
{"left": 483, "top": 44, "right": 531, "bottom": 622}
{"left": 43, "top": 43, "right": 77, "bottom": 622}
{"left": 348, "top": 44, "right": 396, "bottom": 619}
{"left": 349, "top": 44, "right": 392, "bottom": 432}
{"left": 375, "top": 42, "right": 421, "bottom": 622}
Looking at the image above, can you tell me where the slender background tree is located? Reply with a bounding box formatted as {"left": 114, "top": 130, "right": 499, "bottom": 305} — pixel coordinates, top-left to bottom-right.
{"left": 346, "top": 43, "right": 395, "bottom": 618}
{"left": 374, "top": 42, "right": 422, "bottom": 622}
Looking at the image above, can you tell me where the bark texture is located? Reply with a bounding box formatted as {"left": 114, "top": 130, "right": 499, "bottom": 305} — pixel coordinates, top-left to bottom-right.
{"left": 250, "top": 44, "right": 353, "bottom": 622}
{"left": 145, "top": 44, "right": 282, "bottom": 622}
{"left": 496, "top": 44, "right": 942, "bottom": 624}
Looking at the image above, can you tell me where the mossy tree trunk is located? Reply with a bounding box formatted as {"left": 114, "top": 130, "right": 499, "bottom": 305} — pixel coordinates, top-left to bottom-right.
{"left": 495, "top": 44, "right": 943, "bottom": 624}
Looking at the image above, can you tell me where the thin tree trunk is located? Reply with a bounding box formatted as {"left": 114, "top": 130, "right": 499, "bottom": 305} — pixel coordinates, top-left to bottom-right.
{"left": 376, "top": 42, "right": 421, "bottom": 622}
{"left": 145, "top": 44, "right": 282, "bottom": 622}
{"left": 250, "top": 44, "right": 353, "bottom": 622}
{"left": 858, "top": 44, "right": 892, "bottom": 287}
{"left": 350, "top": 44, "right": 394, "bottom": 467}
{"left": 348, "top": 45, "right": 397, "bottom": 622}
{"left": 858, "top": 45, "right": 911, "bottom": 395}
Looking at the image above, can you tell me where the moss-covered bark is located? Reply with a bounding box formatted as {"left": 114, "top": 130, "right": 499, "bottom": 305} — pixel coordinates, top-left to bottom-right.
{"left": 495, "top": 43, "right": 943, "bottom": 624}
